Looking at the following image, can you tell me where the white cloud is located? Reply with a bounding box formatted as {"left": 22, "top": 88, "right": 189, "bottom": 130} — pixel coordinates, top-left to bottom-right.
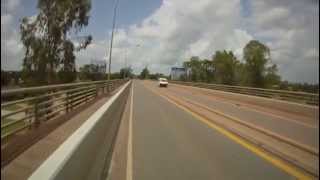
{"left": 112, "top": 0, "right": 247, "bottom": 74}
{"left": 76, "top": 0, "right": 318, "bottom": 83}
{"left": 2, "top": 0, "right": 318, "bottom": 83}
{"left": 249, "top": 0, "right": 319, "bottom": 83}
{"left": 1, "top": 0, "right": 24, "bottom": 71}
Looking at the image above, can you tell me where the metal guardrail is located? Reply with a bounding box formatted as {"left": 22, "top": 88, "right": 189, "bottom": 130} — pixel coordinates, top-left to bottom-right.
{"left": 169, "top": 81, "right": 319, "bottom": 106}
{"left": 1, "top": 79, "right": 129, "bottom": 141}
{"left": 28, "top": 81, "right": 131, "bottom": 180}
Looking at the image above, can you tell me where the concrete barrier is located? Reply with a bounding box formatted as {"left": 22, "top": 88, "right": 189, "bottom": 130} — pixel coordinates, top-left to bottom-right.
{"left": 28, "top": 81, "right": 131, "bottom": 180}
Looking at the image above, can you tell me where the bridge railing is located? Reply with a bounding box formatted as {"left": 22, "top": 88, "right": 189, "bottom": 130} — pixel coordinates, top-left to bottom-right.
{"left": 169, "top": 81, "right": 319, "bottom": 106}
{"left": 28, "top": 81, "right": 131, "bottom": 180}
{"left": 1, "top": 79, "right": 129, "bottom": 142}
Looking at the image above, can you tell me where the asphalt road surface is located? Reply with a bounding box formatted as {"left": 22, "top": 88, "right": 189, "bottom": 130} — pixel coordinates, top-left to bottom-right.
{"left": 131, "top": 80, "right": 295, "bottom": 180}
{"left": 145, "top": 80, "right": 319, "bottom": 150}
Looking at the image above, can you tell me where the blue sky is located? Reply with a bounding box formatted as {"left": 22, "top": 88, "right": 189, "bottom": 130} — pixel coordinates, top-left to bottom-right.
{"left": 1, "top": 0, "right": 319, "bottom": 83}
{"left": 83, "top": 0, "right": 162, "bottom": 38}
{"left": 1, "top": 0, "right": 162, "bottom": 43}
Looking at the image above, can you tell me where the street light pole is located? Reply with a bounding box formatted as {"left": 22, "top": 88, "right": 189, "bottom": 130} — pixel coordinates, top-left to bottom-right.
{"left": 124, "top": 48, "right": 127, "bottom": 79}
{"left": 107, "top": 0, "right": 120, "bottom": 81}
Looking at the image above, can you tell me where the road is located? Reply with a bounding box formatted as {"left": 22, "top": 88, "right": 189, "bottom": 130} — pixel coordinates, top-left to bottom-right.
{"left": 130, "top": 80, "right": 297, "bottom": 180}
{"left": 146, "top": 81, "right": 319, "bottom": 150}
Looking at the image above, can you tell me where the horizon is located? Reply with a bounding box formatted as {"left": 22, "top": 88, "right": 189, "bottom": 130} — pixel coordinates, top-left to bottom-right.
{"left": 1, "top": 0, "right": 319, "bottom": 84}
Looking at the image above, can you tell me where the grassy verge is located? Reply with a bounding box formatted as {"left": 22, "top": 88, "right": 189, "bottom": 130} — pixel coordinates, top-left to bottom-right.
{"left": 2, "top": 104, "right": 23, "bottom": 111}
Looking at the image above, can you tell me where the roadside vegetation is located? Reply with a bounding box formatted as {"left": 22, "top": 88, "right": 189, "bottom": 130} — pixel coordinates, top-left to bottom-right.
{"left": 178, "top": 40, "right": 319, "bottom": 93}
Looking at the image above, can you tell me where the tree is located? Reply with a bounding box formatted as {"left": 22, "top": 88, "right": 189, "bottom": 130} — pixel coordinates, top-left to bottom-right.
{"left": 140, "top": 67, "right": 150, "bottom": 79}
{"left": 264, "top": 64, "right": 281, "bottom": 88}
{"left": 212, "top": 50, "right": 239, "bottom": 85}
{"left": 79, "top": 64, "right": 104, "bottom": 81}
{"left": 234, "top": 62, "right": 247, "bottom": 86}
{"left": 1, "top": 70, "right": 9, "bottom": 86}
{"left": 120, "top": 67, "right": 133, "bottom": 78}
{"left": 20, "top": 0, "right": 92, "bottom": 86}
{"left": 183, "top": 56, "right": 214, "bottom": 82}
{"left": 149, "top": 73, "right": 165, "bottom": 80}
{"left": 243, "top": 40, "right": 271, "bottom": 87}
{"left": 200, "top": 59, "right": 214, "bottom": 82}
{"left": 110, "top": 72, "right": 121, "bottom": 79}
{"left": 183, "top": 56, "right": 202, "bottom": 81}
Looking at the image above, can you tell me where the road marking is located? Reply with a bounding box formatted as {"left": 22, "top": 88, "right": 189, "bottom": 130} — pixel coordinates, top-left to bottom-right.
{"left": 126, "top": 82, "right": 133, "bottom": 180}
{"left": 170, "top": 84, "right": 316, "bottom": 129}
{"left": 171, "top": 94, "right": 318, "bottom": 155}
{"left": 143, "top": 83, "right": 313, "bottom": 180}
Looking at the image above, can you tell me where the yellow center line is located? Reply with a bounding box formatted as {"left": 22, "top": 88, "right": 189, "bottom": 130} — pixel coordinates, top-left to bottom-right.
{"left": 170, "top": 84, "right": 316, "bottom": 129}
{"left": 142, "top": 82, "right": 313, "bottom": 180}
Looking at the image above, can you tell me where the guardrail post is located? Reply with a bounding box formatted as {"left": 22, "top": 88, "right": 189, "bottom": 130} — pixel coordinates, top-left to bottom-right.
{"left": 66, "top": 92, "right": 70, "bottom": 113}
{"left": 96, "top": 84, "right": 99, "bottom": 98}
{"left": 34, "top": 99, "right": 40, "bottom": 128}
{"left": 26, "top": 108, "right": 32, "bottom": 129}
{"left": 85, "top": 89, "right": 88, "bottom": 103}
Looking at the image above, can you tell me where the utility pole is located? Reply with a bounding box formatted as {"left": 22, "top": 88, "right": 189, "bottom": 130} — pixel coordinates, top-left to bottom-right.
{"left": 107, "top": 0, "right": 120, "bottom": 81}
{"left": 124, "top": 48, "right": 127, "bottom": 79}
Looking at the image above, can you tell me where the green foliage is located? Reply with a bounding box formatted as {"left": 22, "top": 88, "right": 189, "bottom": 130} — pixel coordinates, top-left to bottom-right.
{"left": 120, "top": 67, "right": 133, "bottom": 78}
{"left": 183, "top": 56, "right": 201, "bottom": 81}
{"left": 79, "top": 64, "right": 105, "bottom": 81}
{"left": 234, "top": 62, "right": 247, "bottom": 85}
{"left": 183, "top": 57, "right": 214, "bottom": 82}
{"left": 20, "top": 0, "right": 92, "bottom": 86}
{"left": 58, "top": 69, "right": 77, "bottom": 83}
{"left": 149, "top": 73, "right": 165, "bottom": 80}
{"left": 1, "top": 70, "right": 10, "bottom": 86}
{"left": 139, "top": 67, "right": 150, "bottom": 79}
{"left": 1, "top": 118, "right": 26, "bottom": 137}
{"left": 110, "top": 72, "right": 121, "bottom": 79}
{"left": 212, "top": 50, "right": 239, "bottom": 85}
{"left": 243, "top": 40, "right": 271, "bottom": 87}
{"left": 279, "top": 81, "right": 319, "bottom": 93}
{"left": 264, "top": 64, "right": 281, "bottom": 89}
{"left": 1, "top": 71, "right": 22, "bottom": 86}
{"left": 180, "top": 39, "right": 283, "bottom": 89}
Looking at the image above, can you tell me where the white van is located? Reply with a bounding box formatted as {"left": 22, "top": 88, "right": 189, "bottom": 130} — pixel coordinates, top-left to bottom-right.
{"left": 158, "top": 78, "right": 168, "bottom": 87}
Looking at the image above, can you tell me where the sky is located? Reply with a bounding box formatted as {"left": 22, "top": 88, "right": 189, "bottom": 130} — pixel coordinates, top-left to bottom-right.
{"left": 1, "top": 0, "right": 319, "bottom": 83}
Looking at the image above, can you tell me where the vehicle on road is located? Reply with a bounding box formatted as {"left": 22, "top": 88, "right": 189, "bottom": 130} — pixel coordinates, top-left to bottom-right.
{"left": 158, "top": 78, "right": 168, "bottom": 87}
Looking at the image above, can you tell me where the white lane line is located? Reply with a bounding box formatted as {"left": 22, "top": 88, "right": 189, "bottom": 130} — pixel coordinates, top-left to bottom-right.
{"left": 126, "top": 82, "right": 134, "bottom": 180}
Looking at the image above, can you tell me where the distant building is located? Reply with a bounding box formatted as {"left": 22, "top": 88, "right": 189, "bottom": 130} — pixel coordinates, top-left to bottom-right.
{"left": 170, "top": 67, "right": 186, "bottom": 80}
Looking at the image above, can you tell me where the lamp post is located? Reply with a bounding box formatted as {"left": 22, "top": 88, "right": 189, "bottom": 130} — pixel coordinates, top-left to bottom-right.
{"left": 107, "top": 0, "right": 120, "bottom": 81}
{"left": 123, "top": 48, "right": 127, "bottom": 79}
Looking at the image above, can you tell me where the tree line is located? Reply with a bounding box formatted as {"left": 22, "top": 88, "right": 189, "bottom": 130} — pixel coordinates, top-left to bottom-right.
{"left": 138, "top": 67, "right": 169, "bottom": 80}
{"left": 181, "top": 40, "right": 282, "bottom": 89}
{"left": 135, "top": 40, "right": 318, "bottom": 93}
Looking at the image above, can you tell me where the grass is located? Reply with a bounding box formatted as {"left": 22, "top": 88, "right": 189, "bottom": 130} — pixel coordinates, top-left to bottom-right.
{"left": 1, "top": 117, "right": 27, "bottom": 137}
{"left": 2, "top": 104, "right": 23, "bottom": 111}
